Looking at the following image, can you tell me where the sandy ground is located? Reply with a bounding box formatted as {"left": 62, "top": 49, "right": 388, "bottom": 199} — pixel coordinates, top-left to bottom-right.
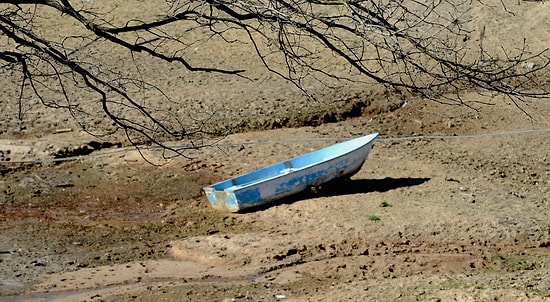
{"left": 1, "top": 96, "right": 549, "bottom": 301}
{"left": 1, "top": 0, "right": 550, "bottom": 301}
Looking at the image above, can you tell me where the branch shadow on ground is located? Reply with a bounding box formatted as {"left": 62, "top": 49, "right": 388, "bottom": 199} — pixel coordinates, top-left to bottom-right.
{"left": 240, "top": 177, "right": 430, "bottom": 213}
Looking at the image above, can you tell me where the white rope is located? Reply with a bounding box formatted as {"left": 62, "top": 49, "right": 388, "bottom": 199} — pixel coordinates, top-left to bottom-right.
{"left": 215, "top": 128, "right": 550, "bottom": 146}
{"left": 376, "top": 128, "right": 550, "bottom": 142}
{"left": 1, "top": 128, "right": 549, "bottom": 165}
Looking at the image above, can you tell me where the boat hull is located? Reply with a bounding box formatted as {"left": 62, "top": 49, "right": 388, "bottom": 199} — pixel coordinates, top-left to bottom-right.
{"left": 203, "top": 133, "right": 378, "bottom": 212}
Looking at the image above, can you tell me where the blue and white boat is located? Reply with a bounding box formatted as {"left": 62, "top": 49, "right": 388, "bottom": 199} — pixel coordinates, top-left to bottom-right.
{"left": 203, "top": 133, "right": 379, "bottom": 212}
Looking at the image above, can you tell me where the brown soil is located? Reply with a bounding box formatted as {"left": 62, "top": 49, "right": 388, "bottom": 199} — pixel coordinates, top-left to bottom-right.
{"left": 1, "top": 96, "right": 549, "bottom": 301}
{"left": 1, "top": 1, "right": 550, "bottom": 301}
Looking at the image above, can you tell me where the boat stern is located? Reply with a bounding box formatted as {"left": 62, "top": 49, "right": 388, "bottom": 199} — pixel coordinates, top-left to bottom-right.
{"left": 203, "top": 187, "right": 240, "bottom": 212}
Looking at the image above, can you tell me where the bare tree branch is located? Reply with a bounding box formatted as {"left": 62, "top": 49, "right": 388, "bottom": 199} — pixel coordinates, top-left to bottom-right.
{"left": 1, "top": 0, "right": 549, "bottom": 156}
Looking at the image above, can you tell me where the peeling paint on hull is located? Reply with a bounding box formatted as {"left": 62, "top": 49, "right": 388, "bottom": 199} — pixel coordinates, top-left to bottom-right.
{"left": 203, "top": 133, "right": 379, "bottom": 212}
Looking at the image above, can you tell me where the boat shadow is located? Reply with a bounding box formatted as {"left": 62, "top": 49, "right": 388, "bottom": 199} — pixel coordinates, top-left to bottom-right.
{"left": 240, "top": 177, "right": 430, "bottom": 213}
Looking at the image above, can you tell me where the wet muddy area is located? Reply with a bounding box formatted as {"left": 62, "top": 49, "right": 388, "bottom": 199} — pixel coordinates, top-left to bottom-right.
{"left": 0, "top": 159, "right": 252, "bottom": 297}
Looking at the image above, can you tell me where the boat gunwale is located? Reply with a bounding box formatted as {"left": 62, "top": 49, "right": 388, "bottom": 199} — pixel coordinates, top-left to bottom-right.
{"left": 204, "top": 133, "right": 379, "bottom": 193}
